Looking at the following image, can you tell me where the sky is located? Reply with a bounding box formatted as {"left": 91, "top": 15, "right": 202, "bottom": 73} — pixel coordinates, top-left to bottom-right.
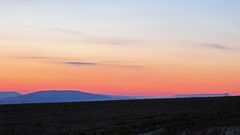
{"left": 0, "top": 0, "right": 240, "bottom": 96}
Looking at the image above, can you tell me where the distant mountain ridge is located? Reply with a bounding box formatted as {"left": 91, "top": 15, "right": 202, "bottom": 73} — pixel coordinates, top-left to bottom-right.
{"left": 0, "top": 92, "right": 21, "bottom": 100}
{"left": 0, "top": 90, "right": 231, "bottom": 105}
{"left": 174, "top": 94, "right": 229, "bottom": 98}
{"left": 0, "top": 90, "right": 118, "bottom": 104}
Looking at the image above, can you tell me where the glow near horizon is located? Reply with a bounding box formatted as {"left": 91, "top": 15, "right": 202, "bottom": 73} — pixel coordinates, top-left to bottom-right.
{"left": 0, "top": 0, "right": 240, "bottom": 96}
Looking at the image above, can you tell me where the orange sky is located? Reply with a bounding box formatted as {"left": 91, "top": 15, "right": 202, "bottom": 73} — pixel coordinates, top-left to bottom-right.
{"left": 0, "top": 0, "right": 240, "bottom": 96}
{"left": 1, "top": 45, "right": 239, "bottom": 96}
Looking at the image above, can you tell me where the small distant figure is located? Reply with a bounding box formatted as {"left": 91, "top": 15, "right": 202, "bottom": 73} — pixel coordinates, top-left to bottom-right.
{"left": 225, "top": 93, "right": 230, "bottom": 97}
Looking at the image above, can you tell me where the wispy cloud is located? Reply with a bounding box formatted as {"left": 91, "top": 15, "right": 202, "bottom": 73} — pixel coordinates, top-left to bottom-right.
{"left": 50, "top": 27, "right": 85, "bottom": 36}
{"left": 14, "top": 55, "right": 144, "bottom": 69}
{"left": 0, "top": 18, "right": 136, "bottom": 46}
{"left": 191, "top": 42, "right": 239, "bottom": 51}
{"left": 19, "top": 56, "right": 52, "bottom": 60}
{"left": 88, "top": 38, "right": 134, "bottom": 46}
{"left": 15, "top": 56, "right": 100, "bottom": 66}
{"left": 200, "top": 43, "right": 233, "bottom": 50}
{"left": 63, "top": 61, "right": 100, "bottom": 66}
{"left": 50, "top": 27, "right": 135, "bottom": 46}
{"left": 63, "top": 62, "right": 145, "bottom": 69}
{"left": 14, "top": 56, "right": 64, "bottom": 61}
{"left": 116, "top": 65, "right": 144, "bottom": 69}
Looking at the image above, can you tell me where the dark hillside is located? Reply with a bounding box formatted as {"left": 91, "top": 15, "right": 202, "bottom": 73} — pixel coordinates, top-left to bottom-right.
{"left": 0, "top": 96, "right": 240, "bottom": 135}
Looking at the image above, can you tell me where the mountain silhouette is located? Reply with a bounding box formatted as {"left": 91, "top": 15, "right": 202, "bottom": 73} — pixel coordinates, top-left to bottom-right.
{"left": 0, "top": 92, "right": 21, "bottom": 100}
{"left": 0, "top": 90, "right": 117, "bottom": 104}
{"left": 173, "top": 94, "right": 228, "bottom": 98}
{"left": 1, "top": 90, "right": 228, "bottom": 104}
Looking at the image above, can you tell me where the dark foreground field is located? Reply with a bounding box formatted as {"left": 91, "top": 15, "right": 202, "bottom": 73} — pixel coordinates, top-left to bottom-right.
{"left": 0, "top": 96, "right": 240, "bottom": 135}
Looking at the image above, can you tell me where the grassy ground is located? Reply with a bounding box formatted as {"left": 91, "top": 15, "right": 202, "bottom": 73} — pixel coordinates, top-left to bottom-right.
{"left": 0, "top": 96, "right": 240, "bottom": 135}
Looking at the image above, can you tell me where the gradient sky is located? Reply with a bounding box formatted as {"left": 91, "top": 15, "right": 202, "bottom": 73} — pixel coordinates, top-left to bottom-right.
{"left": 0, "top": 0, "right": 240, "bottom": 96}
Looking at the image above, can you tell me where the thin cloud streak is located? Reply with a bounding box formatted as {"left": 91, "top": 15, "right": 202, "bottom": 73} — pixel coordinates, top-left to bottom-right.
{"left": 202, "top": 43, "right": 232, "bottom": 50}
{"left": 197, "top": 43, "right": 239, "bottom": 51}
{"left": 20, "top": 56, "right": 52, "bottom": 60}
{"left": 0, "top": 18, "right": 136, "bottom": 46}
{"left": 14, "top": 56, "right": 66, "bottom": 61}
{"left": 13, "top": 55, "right": 144, "bottom": 69}
{"left": 50, "top": 27, "right": 86, "bottom": 36}
{"left": 115, "top": 65, "right": 145, "bottom": 69}
{"left": 63, "top": 61, "right": 100, "bottom": 66}
{"left": 50, "top": 27, "right": 136, "bottom": 46}
{"left": 87, "top": 38, "right": 134, "bottom": 46}
{"left": 63, "top": 62, "right": 145, "bottom": 69}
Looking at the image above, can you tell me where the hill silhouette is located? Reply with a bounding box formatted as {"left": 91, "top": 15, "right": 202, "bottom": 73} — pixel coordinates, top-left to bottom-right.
{"left": 0, "top": 92, "right": 21, "bottom": 100}
{"left": 0, "top": 90, "right": 116, "bottom": 104}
